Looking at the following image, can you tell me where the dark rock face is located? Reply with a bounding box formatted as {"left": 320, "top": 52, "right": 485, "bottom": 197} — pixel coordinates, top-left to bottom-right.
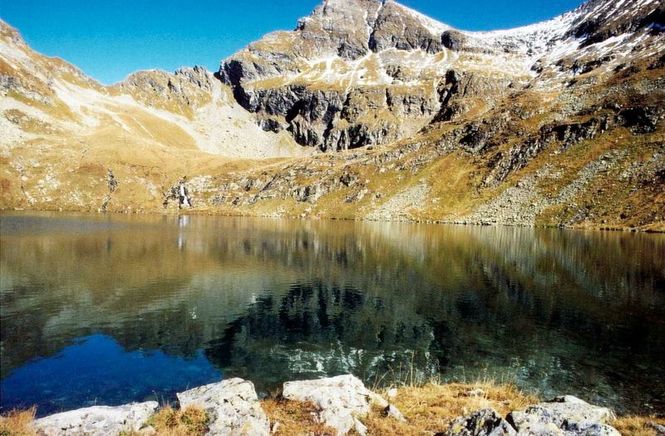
{"left": 506, "top": 396, "right": 619, "bottom": 436}
{"left": 228, "top": 81, "right": 440, "bottom": 151}
{"left": 441, "top": 30, "right": 467, "bottom": 51}
{"left": 617, "top": 106, "right": 663, "bottom": 134}
{"left": 443, "top": 396, "right": 621, "bottom": 435}
{"left": 217, "top": 0, "right": 452, "bottom": 151}
{"left": 297, "top": 0, "right": 382, "bottom": 60}
{"left": 241, "top": 86, "right": 346, "bottom": 148}
{"left": 444, "top": 408, "right": 516, "bottom": 436}
{"left": 118, "top": 66, "right": 216, "bottom": 115}
{"left": 540, "top": 117, "right": 611, "bottom": 147}
{"left": 483, "top": 116, "right": 611, "bottom": 186}
{"left": 215, "top": 0, "right": 664, "bottom": 155}
{"left": 568, "top": 0, "right": 664, "bottom": 47}
{"left": 369, "top": 2, "right": 444, "bottom": 53}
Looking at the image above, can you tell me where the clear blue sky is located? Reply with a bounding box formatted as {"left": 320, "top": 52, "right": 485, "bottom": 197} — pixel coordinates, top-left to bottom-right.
{"left": 0, "top": 0, "right": 583, "bottom": 85}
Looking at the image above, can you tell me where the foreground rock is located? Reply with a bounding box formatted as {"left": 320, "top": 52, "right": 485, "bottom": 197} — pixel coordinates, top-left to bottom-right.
{"left": 177, "top": 378, "right": 269, "bottom": 436}
{"left": 282, "top": 374, "right": 396, "bottom": 435}
{"left": 445, "top": 395, "right": 620, "bottom": 436}
{"left": 507, "top": 395, "right": 619, "bottom": 435}
{"left": 27, "top": 377, "right": 625, "bottom": 436}
{"left": 445, "top": 408, "right": 516, "bottom": 435}
{"left": 33, "top": 401, "right": 157, "bottom": 436}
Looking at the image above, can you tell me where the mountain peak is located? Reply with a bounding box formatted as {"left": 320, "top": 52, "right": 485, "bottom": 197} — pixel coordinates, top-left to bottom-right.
{"left": 1, "top": 20, "right": 26, "bottom": 48}
{"left": 293, "top": 0, "right": 452, "bottom": 59}
{"left": 294, "top": 0, "right": 384, "bottom": 59}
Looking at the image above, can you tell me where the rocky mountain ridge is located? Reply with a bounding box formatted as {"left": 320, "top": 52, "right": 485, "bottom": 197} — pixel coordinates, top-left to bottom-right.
{"left": 0, "top": 0, "right": 663, "bottom": 230}
{"left": 219, "top": 0, "right": 664, "bottom": 151}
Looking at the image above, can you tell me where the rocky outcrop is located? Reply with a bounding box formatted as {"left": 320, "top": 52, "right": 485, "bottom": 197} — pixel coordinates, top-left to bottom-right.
{"left": 100, "top": 169, "right": 119, "bottom": 213}
{"left": 177, "top": 378, "right": 270, "bottom": 436}
{"left": 117, "top": 66, "right": 216, "bottom": 117}
{"left": 25, "top": 377, "right": 628, "bottom": 436}
{"left": 282, "top": 374, "right": 393, "bottom": 435}
{"left": 483, "top": 102, "right": 663, "bottom": 186}
{"left": 445, "top": 408, "right": 516, "bottom": 436}
{"left": 483, "top": 116, "right": 610, "bottom": 186}
{"left": 215, "top": 0, "right": 664, "bottom": 154}
{"left": 567, "top": 0, "right": 664, "bottom": 48}
{"left": 33, "top": 402, "right": 158, "bottom": 436}
{"left": 507, "top": 395, "right": 619, "bottom": 435}
{"left": 369, "top": 1, "right": 446, "bottom": 53}
{"left": 217, "top": 0, "right": 449, "bottom": 151}
{"left": 227, "top": 79, "right": 438, "bottom": 151}
{"left": 163, "top": 178, "right": 193, "bottom": 209}
{"left": 441, "top": 30, "right": 468, "bottom": 51}
{"left": 445, "top": 396, "right": 620, "bottom": 436}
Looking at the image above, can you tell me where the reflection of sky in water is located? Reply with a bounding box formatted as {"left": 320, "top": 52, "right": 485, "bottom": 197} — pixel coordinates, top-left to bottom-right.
{"left": 0, "top": 335, "right": 221, "bottom": 416}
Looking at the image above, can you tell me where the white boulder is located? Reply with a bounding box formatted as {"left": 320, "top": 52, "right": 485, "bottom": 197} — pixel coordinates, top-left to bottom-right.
{"left": 281, "top": 374, "right": 394, "bottom": 435}
{"left": 34, "top": 401, "right": 157, "bottom": 436}
{"left": 177, "top": 378, "right": 269, "bottom": 436}
{"left": 507, "top": 395, "right": 620, "bottom": 436}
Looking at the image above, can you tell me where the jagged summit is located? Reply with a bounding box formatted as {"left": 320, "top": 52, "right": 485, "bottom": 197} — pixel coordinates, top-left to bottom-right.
{"left": 219, "top": 0, "right": 663, "bottom": 151}
{"left": 294, "top": 0, "right": 452, "bottom": 57}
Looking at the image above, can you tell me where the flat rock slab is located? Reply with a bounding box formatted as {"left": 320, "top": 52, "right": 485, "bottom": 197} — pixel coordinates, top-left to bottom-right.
{"left": 177, "top": 378, "right": 269, "bottom": 436}
{"left": 282, "top": 374, "right": 389, "bottom": 435}
{"left": 507, "top": 395, "right": 620, "bottom": 436}
{"left": 34, "top": 401, "right": 157, "bottom": 436}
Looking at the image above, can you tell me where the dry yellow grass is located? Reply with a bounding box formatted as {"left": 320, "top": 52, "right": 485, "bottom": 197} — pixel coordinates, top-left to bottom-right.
{"left": 262, "top": 399, "right": 336, "bottom": 436}
{"left": 362, "top": 381, "right": 537, "bottom": 435}
{"left": 145, "top": 405, "right": 209, "bottom": 436}
{"left": 611, "top": 415, "right": 665, "bottom": 436}
{"left": 259, "top": 379, "right": 539, "bottom": 436}
{"left": 0, "top": 408, "right": 37, "bottom": 436}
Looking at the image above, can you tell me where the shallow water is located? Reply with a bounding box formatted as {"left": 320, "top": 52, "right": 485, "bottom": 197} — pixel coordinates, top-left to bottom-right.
{"left": 0, "top": 212, "right": 663, "bottom": 416}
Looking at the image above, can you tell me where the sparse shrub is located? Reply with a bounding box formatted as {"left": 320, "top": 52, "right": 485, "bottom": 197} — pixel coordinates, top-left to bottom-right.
{"left": 0, "top": 408, "right": 37, "bottom": 436}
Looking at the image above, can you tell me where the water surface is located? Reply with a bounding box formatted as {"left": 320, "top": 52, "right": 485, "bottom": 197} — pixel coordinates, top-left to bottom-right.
{"left": 1, "top": 213, "right": 663, "bottom": 416}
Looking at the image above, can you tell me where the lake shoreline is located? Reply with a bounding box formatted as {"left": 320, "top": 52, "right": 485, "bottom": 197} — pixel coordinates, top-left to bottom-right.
{"left": 3, "top": 207, "right": 664, "bottom": 233}
{"left": 2, "top": 375, "right": 663, "bottom": 435}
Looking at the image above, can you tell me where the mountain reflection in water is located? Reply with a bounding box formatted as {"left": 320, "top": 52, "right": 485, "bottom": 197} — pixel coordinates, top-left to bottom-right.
{"left": 0, "top": 213, "right": 663, "bottom": 416}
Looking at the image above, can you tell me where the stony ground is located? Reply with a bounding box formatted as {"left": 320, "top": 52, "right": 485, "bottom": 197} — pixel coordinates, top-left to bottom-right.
{"left": 2, "top": 376, "right": 664, "bottom": 435}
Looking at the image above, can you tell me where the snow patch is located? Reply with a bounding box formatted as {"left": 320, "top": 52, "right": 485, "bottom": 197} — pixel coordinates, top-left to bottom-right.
{"left": 392, "top": 2, "right": 452, "bottom": 35}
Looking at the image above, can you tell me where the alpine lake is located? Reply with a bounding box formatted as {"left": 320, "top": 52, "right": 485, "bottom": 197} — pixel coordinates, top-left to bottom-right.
{"left": 1, "top": 213, "right": 663, "bottom": 417}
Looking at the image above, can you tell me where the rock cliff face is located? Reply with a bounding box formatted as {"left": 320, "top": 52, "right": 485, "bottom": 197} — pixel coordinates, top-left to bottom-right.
{"left": 218, "top": 0, "right": 462, "bottom": 151}
{"left": 219, "top": 0, "right": 664, "bottom": 153}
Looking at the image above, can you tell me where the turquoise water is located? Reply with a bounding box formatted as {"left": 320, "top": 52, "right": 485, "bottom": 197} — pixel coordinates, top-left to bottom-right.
{"left": 1, "top": 213, "right": 663, "bottom": 416}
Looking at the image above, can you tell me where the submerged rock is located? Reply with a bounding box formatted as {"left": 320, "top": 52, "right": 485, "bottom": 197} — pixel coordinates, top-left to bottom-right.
{"left": 281, "top": 374, "right": 394, "bottom": 435}
{"left": 34, "top": 401, "right": 157, "bottom": 436}
{"left": 444, "top": 408, "right": 516, "bottom": 436}
{"left": 177, "top": 378, "right": 269, "bottom": 436}
{"left": 507, "top": 395, "right": 619, "bottom": 436}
